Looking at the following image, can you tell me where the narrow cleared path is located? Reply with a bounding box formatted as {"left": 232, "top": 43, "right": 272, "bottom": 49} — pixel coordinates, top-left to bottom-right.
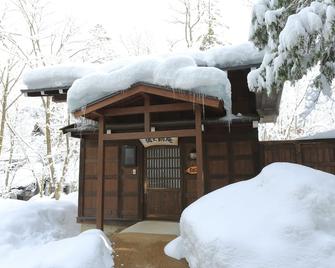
{"left": 111, "top": 232, "right": 188, "bottom": 268}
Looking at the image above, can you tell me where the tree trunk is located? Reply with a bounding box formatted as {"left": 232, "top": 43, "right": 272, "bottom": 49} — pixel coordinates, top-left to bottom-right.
{"left": 54, "top": 113, "right": 71, "bottom": 200}
{"left": 4, "top": 131, "right": 14, "bottom": 189}
{"left": 0, "top": 74, "right": 9, "bottom": 156}
{"left": 42, "top": 96, "right": 55, "bottom": 194}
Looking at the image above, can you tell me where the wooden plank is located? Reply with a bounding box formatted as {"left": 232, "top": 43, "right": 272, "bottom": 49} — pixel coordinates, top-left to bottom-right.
{"left": 103, "top": 129, "right": 196, "bottom": 141}
{"left": 78, "top": 138, "right": 86, "bottom": 218}
{"left": 74, "top": 84, "right": 223, "bottom": 117}
{"left": 103, "top": 102, "right": 195, "bottom": 117}
{"left": 195, "top": 105, "right": 204, "bottom": 197}
{"left": 96, "top": 116, "right": 105, "bottom": 230}
{"left": 144, "top": 94, "right": 150, "bottom": 132}
{"left": 295, "top": 143, "right": 302, "bottom": 164}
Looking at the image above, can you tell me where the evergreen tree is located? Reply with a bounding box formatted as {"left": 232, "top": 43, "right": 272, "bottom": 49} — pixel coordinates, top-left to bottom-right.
{"left": 248, "top": 0, "right": 335, "bottom": 106}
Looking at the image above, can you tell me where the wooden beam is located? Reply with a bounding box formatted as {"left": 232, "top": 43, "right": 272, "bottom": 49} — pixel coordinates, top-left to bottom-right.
{"left": 74, "top": 84, "right": 223, "bottom": 117}
{"left": 102, "top": 102, "right": 195, "bottom": 117}
{"left": 195, "top": 105, "right": 205, "bottom": 197}
{"left": 144, "top": 94, "right": 150, "bottom": 132}
{"left": 96, "top": 116, "right": 105, "bottom": 230}
{"left": 103, "top": 129, "right": 196, "bottom": 141}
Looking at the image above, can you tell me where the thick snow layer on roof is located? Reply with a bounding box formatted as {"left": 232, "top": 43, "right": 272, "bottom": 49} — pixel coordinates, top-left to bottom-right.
{"left": 0, "top": 198, "right": 113, "bottom": 268}
{"left": 187, "top": 42, "right": 264, "bottom": 68}
{"left": 68, "top": 55, "right": 232, "bottom": 112}
{"left": 23, "top": 42, "right": 263, "bottom": 113}
{"left": 165, "top": 163, "right": 335, "bottom": 268}
{"left": 22, "top": 58, "right": 134, "bottom": 90}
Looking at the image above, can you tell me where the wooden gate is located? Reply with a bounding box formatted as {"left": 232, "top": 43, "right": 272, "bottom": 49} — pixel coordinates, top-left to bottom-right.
{"left": 144, "top": 146, "right": 182, "bottom": 220}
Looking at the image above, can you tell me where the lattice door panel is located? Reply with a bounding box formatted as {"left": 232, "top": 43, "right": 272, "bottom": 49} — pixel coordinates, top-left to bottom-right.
{"left": 145, "top": 147, "right": 181, "bottom": 189}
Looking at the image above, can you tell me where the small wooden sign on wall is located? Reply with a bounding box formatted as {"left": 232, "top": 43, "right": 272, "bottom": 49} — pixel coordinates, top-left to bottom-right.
{"left": 140, "top": 137, "right": 178, "bottom": 148}
{"left": 186, "top": 166, "right": 197, "bottom": 175}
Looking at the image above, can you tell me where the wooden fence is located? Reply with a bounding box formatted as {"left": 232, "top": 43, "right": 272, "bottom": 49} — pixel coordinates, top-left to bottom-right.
{"left": 259, "top": 139, "right": 335, "bottom": 174}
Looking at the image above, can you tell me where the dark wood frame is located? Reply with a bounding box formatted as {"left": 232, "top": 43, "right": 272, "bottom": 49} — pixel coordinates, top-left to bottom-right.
{"left": 77, "top": 85, "right": 218, "bottom": 230}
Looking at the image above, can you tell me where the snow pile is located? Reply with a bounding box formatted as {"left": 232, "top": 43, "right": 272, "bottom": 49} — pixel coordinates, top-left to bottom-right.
{"left": 23, "top": 42, "right": 264, "bottom": 114}
{"left": 0, "top": 198, "right": 113, "bottom": 268}
{"left": 166, "top": 163, "right": 335, "bottom": 268}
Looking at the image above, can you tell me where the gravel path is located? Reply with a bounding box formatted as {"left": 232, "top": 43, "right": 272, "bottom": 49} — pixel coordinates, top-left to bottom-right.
{"left": 112, "top": 232, "right": 188, "bottom": 268}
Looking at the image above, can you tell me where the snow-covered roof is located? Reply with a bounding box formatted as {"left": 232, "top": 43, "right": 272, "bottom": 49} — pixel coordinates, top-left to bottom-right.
{"left": 23, "top": 42, "right": 264, "bottom": 114}
{"left": 301, "top": 129, "right": 335, "bottom": 140}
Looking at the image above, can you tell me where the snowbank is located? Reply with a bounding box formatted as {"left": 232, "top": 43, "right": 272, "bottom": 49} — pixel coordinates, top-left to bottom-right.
{"left": 166, "top": 163, "right": 335, "bottom": 268}
{"left": 23, "top": 42, "right": 263, "bottom": 113}
{"left": 0, "top": 198, "right": 113, "bottom": 268}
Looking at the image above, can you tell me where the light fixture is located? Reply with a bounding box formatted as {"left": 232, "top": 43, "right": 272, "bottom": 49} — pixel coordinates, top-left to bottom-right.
{"left": 189, "top": 149, "right": 197, "bottom": 160}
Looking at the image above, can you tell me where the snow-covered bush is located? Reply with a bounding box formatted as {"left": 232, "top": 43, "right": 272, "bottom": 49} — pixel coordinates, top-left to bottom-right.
{"left": 166, "top": 163, "right": 335, "bottom": 268}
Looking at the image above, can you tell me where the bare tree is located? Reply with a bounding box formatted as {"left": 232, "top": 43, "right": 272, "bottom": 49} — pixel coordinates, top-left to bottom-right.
{"left": 170, "top": 0, "right": 206, "bottom": 48}
{"left": 0, "top": 58, "right": 25, "bottom": 156}
{"left": 120, "top": 30, "right": 152, "bottom": 56}
{"left": 169, "top": 0, "right": 225, "bottom": 49}
{"left": 0, "top": 0, "right": 83, "bottom": 196}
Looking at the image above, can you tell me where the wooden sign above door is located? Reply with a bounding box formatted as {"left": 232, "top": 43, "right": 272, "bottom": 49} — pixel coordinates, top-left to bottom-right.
{"left": 140, "top": 137, "right": 178, "bottom": 148}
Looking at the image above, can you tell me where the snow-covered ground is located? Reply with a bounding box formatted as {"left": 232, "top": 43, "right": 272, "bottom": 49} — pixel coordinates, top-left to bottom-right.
{"left": 0, "top": 194, "right": 113, "bottom": 268}
{"left": 166, "top": 162, "right": 335, "bottom": 268}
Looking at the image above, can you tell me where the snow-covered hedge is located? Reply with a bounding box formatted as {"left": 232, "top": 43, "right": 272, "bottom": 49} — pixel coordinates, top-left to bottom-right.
{"left": 166, "top": 163, "right": 335, "bottom": 268}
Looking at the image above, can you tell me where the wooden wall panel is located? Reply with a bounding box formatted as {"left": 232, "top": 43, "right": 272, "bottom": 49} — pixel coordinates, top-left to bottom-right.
{"left": 182, "top": 141, "right": 198, "bottom": 207}
{"left": 79, "top": 138, "right": 121, "bottom": 221}
{"left": 204, "top": 125, "right": 260, "bottom": 193}
{"left": 118, "top": 142, "right": 142, "bottom": 220}
{"left": 205, "top": 140, "right": 259, "bottom": 190}
{"left": 80, "top": 138, "right": 98, "bottom": 220}
{"left": 228, "top": 69, "right": 257, "bottom": 115}
{"left": 104, "top": 143, "right": 119, "bottom": 218}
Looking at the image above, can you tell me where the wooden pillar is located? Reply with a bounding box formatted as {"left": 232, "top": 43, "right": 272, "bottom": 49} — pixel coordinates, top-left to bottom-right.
{"left": 144, "top": 94, "right": 150, "bottom": 132}
{"left": 96, "top": 116, "right": 105, "bottom": 230}
{"left": 195, "top": 105, "right": 204, "bottom": 197}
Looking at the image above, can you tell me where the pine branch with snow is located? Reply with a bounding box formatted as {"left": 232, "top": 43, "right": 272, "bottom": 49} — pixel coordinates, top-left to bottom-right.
{"left": 248, "top": 0, "right": 335, "bottom": 106}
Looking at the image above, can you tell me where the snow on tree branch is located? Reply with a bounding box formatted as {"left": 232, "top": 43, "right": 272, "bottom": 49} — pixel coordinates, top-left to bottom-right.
{"left": 248, "top": 0, "right": 335, "bottom": 107}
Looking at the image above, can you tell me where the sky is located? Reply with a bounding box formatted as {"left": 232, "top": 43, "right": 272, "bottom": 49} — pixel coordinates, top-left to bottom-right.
{"left": 54, "top": 0, "right": 253, "bottom": 53}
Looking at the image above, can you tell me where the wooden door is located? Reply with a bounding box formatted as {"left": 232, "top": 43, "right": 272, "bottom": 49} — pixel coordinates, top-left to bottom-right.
{"left": 144, "top": 146, "right": 182, "bottom": 220}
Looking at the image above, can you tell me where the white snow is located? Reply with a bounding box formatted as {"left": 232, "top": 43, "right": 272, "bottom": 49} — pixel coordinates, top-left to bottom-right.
{"left": 23, "top": 42, "right": 263, "bottom": 114}
{"left": 166, "top": 162, "right": 335, "bottom": 268}
{"left": 301, "top": 129, "right": 335, "bottom": 140}
{"left": 186, "top": 42, "right": 264, "bottom": 68}
{"left": 68, "top": 56, "right": 232, "bottom": 113}
{"left": 279, "top": 5, "right": 323, "bottom": 51}
{"left": 0, "top": 197, "right": 113, "bottom": 268}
